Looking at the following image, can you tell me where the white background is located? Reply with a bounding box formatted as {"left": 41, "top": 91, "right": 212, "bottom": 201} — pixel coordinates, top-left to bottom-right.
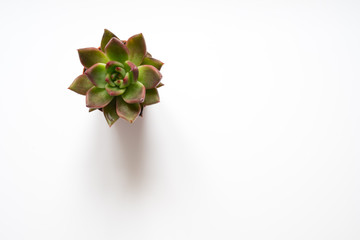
{"left": 0, "top": 0, "right": 359, "bottom": 239}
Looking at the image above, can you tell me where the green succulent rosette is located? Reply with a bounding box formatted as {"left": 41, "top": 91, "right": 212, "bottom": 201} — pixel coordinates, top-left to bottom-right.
{"left": 69, "top": 29, "right": 164, "bottom": 126}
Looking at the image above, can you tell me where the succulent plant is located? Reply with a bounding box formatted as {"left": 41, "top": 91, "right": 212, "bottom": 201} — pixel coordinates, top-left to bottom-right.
{"left": 69, "top": 29, "right": 164, "bottom": 126}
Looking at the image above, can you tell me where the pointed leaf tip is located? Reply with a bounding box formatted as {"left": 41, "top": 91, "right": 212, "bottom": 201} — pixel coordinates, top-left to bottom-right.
{"left": 138, "top": 65, "right": 162, "bottom": 89}
{"left": 78, "top": 48, "right": 109, "bottom": 68}
{"left": 101, "top": 29, "right": 118, "bottom": 52}
{"left": 156, "top": 82, "right": 164, "bottom": 88}
{"left": 103, "top": 98, "right": 119, "bottom": 127}
{"left": 69, "top": 74, "right": 93, "bottom": 95}
{"left": 126, "top": 33, "right": 146, "bottom": 66}
{"left": 143, "top": 88, "right": 160, "bottom": 106}
{"left": 141, "top": 57, "right": 164, "bottom": 70}
{"left": 105, "top": 37, "right": 129, "bottom": 63}
{"left": 116, "top": 97, "right": 141, "bottom": 123}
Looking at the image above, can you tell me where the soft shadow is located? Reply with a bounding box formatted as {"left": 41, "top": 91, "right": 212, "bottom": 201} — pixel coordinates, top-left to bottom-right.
{"left": 112, "top": 117, "right": 147, "bottom": 190}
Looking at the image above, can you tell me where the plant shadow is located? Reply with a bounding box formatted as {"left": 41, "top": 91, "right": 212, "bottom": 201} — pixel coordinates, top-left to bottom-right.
{"left": 112, "top": 116, "right": 147, "bottom": 190}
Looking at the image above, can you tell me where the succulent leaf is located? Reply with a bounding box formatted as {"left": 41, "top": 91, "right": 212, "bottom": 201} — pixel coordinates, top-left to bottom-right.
{"left": 116, "top": 97, "right": 141, "bottom": 123}
{"left": 103, "top": 98, "right": 119, "bottom": 127}
{"left": 126, "top": 33, "right": 146, "bottom": 66}
{"left": 105, "top": 37, "right": 129, "bottom": 63}
{"left": 105, "top": 84, "right": 126, "bottom": 96}
{"left": 85, "top": 63, "right": 107, "bottom": 88}
{"left": 101, "top": 29, "right": 118, "bottom": 52}
{"left": 125, "top": 61, "right": 139, "bottom": 82}
{"left": 141, "top": 57, "right": 164, "bottom": 70}
{"left": 143, "top": 88, "right": 160, "bottom": 106}
{"left": 78, "top": 48, "right": 109, "bottom": 68}
{"left": 156, "top": 82, "right": 164, "bottom": 88}
{"left": 138, "top": 65, "right": 162, "bottom": 89}
{"left": 120, "top": 72, "right": 131, "bottom": 88}
{"left": 122, "top": 81, "right": 146, "bottom": 104}
{"left": 68, "top": 74, "right": 94, "bottom": 95}
{"left": 106, "top": 61, "right": 124, "bottom": 72}
{"left": 86, "top": 87, "right": 113, "bottom": 108}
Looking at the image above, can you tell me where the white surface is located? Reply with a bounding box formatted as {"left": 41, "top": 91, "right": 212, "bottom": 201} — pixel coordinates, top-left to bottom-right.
{"left": 0, "top": 0, "right": 359, "bottom": 239}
